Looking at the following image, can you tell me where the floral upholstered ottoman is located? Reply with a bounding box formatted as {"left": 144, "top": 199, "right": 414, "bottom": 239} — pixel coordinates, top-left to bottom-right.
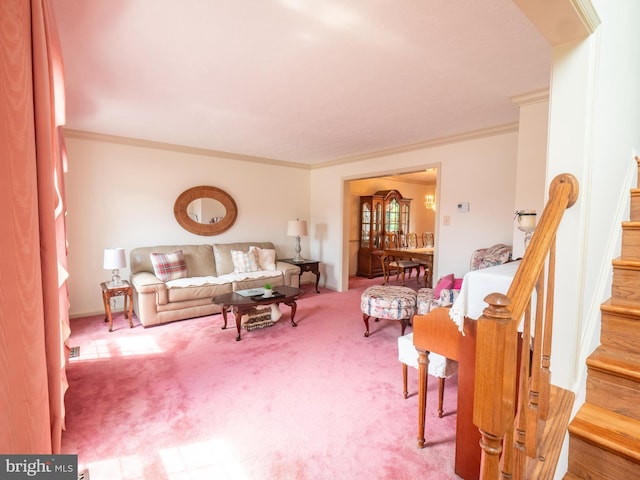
{"left": 360, "top": 285, "right": 417, "bottom": 337}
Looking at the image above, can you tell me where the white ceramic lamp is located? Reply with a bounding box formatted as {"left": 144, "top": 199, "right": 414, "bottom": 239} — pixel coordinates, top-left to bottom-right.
{"left": 104, "top": 248, "right": 126, "bottom": 287}
{"left": 287, "top": 219, "right": 308, "bottom": 262}
{"left": 515, "top": 210, "right": 537, "bottom": 250}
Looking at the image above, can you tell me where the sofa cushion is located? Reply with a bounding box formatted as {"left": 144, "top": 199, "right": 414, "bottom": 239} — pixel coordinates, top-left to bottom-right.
{"left": 233, "top": 272, "right": 284, "bottom": 291}
{"left": 150, "top": 250, "right": 188, "bottom": 281}
{"left": 250, "top": 246, "right": 277, "bottom": 271}
{"left": 231, "top": 250, "right": 260, "bottom": 273}
{"left": 213, "top": 242, "right": 277, "bottom": 275}
{"left": 165, "top": 282, "right": 232, "bottom": 303}
{"left": 131, "top": 245, "right": 216, "bottom": 277}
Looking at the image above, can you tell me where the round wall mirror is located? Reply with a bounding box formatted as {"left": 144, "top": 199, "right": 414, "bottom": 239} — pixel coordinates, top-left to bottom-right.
{"left": 174, "top": 186, "right": 237, "bottom": 235}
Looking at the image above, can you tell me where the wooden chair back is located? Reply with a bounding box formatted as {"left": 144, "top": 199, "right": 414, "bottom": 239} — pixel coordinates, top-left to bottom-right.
{"left": 422, "top": 232, "right": 434, "bottom": 247}
{"left": 385, "top": 232, "right": 399, "bottom": 249}
{"left": 406, "top": 232, "right": 419, "bottom": 248}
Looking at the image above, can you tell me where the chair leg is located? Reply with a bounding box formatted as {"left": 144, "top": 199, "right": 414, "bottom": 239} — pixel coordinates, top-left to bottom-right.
{"left": 402, "top": 363, "right": 409, "bottom": 399}
{"left": 400, "top": 318, "right": 408, "bottom": 336}
{"left": 363, "top": 313, "right": 370, "bottom": 337}
{"left": 438, "top": 377, "right": 445, "bottom": 418}
{"left": 417, "top": 351, "right": 428, "bottom": 448}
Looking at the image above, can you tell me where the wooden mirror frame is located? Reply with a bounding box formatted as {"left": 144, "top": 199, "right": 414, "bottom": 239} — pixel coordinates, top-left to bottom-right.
{"left": 174, "top": 186, "right": 238, "bottom": 236}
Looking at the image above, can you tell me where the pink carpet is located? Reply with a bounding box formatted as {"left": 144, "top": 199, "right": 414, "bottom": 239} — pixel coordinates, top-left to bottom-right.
{"left": 62, "top": 276, "right": 460, "bottom": 479}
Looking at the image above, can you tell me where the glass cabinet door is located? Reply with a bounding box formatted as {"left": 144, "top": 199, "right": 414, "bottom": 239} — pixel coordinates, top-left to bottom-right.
{"left": 401, "top": 204, "right": 410, "bottom": 234}
{"left": 372, "top": 202, "right": 382, "bottom": 248}
{"left": 385, "top": 198, "right": 400, "bottom": 233}
{"left": 361, "top": 201, "right": 371, "bottom": 248}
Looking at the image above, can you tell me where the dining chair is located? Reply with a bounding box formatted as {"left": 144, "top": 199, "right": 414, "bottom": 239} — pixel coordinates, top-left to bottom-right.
{"left": 406, "top": 232, "right": 429, "bottom": 285}
{"left": 422, "top": 232, "right": 434, "bottom": 247}
{"left": 406, "top": 232, "right": 419, "bottom": 248}
{"left": 382, "top": 232, "right": 420, "bottom": 285}
{"left": 398, "top": 332, "right": 458, "bottom": 417}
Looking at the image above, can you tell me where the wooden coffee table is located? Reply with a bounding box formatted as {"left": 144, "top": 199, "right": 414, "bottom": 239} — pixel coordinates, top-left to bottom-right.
{"left": 213, "top": 285, "right": 301, "bottom": 341}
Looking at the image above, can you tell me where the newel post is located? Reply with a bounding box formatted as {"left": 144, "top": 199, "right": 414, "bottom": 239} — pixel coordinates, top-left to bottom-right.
{"left": 474, "top": 292, "right": 519, "bottom": 479}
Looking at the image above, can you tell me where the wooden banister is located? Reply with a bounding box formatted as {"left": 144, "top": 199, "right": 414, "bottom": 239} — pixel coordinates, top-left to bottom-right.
{"left": 474, "top": 173, "right": 579, "bottom": 479}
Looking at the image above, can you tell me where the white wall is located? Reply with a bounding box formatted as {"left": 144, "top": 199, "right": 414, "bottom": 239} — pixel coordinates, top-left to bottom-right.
{"left": 546, "top": 1, "right": 640, "bottom": 476}
{"left": 512, "top": 93, "right": 549, "bottom": 259}
{"left": 546, "top": 0, "right": 640, "bottom": 392}
{"left": 310, "top": 131, "right": 520, "bottom": 292}
{"left": 64, "top": 134, "right": 310, "bottom": 317}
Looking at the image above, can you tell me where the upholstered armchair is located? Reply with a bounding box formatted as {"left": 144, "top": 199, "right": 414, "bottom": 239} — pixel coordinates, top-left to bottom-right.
{"left": 469, "top": 243, "right": 512, "bottom": 271}
{"left": 416, "top": 243, "right": 512, "bottom": 314}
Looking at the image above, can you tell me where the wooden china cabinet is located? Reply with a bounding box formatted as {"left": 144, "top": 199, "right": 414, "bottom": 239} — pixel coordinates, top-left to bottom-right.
{"left": 357, "top": 189, "right": 411, "bottom": 278}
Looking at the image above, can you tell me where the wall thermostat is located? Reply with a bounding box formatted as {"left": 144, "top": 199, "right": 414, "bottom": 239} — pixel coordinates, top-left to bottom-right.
{"left": 457, "top": 202, "right": 469, "bottom": 213}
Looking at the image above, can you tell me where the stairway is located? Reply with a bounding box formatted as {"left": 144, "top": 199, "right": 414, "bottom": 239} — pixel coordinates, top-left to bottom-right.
{"left": 564, "top": 161, "right": 640, "bottom": 478}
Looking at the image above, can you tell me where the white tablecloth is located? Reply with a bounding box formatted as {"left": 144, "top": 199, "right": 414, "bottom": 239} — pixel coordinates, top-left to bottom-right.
{"left": 449, "top": 260, "right": 521, "bottom": 331}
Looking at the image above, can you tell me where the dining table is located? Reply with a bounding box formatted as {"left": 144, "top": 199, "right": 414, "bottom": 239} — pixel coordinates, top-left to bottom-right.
{"left": 383, "top": 246, "right": 434, "bottom": 287}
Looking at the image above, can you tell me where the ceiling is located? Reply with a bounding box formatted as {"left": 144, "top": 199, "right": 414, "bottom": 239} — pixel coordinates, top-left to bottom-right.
{"left": 51, "top": 0, "right": 552, "bottom": 167}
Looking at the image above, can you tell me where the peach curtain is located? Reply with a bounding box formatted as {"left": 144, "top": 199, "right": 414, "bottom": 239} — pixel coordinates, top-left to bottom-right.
{"left": 0, "top": 0, "right": 69, "bottom": 453}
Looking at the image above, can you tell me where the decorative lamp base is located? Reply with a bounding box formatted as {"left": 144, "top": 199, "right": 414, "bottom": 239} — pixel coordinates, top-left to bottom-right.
{"left": 518, "top": 226, "right": 535, "bottom": 251}
{"left": 109, "top": 269, "right": 123, "bottom": 288}
{"left": 293, "top": 236, "right": 304, "bottom": 262}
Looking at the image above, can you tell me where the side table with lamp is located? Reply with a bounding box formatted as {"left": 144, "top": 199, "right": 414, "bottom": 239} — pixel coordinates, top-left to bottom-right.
{"left": 285, "top": 219, "right": 321, "bottom": 293}
{"left": 101, "top": 248, "right": 133, "bottom": 331}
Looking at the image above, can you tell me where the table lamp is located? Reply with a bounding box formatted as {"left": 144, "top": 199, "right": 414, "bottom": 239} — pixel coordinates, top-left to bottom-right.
{"left": 104, "top": 247, "right": 126, "bottom": 287}
{"left": 515, "top": 210, "right": 537, "bottom": 250}
{"left": 287, "top": 219, "right": 308, "bottom": 262}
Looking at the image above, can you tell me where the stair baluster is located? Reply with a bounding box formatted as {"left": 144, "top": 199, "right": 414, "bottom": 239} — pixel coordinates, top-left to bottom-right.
{"left": 475, "top": 173, "right": 579, "bottom": 479}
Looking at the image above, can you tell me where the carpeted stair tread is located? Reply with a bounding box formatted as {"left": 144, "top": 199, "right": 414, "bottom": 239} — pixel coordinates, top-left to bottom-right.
{"left": 587, "top": 345, "right": 640, "bottom": 382}
{"left": 569, "top": 403, "right": 640, "bottom": 463}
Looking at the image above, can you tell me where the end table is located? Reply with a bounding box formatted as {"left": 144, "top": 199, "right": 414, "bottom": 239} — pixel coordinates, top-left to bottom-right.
{"left": 100, "top": 280, "right": 134, "bottom": 332}
{"left": 280, "top": 258, "right": 321, "bottom": 293}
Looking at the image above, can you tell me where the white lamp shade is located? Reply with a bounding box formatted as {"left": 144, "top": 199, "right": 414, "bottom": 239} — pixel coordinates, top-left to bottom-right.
{"left": 287, "top": 220, "right": 308, "bottom": 237}
{"left": 103, "top": 248, "right": 126, "bottom": 270}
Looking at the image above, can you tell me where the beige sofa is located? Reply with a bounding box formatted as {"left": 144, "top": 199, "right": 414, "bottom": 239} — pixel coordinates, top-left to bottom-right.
{"left": 129, "top": 242, "right": 300, "bottom": 327}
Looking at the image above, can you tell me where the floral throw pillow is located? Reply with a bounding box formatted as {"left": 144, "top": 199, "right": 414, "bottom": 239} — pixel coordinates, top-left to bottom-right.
{"left": 231, "top": 250, "right": 260, "bottom": 273}
{"left": 150, "top": 250, "right": 188, "bottom": 281}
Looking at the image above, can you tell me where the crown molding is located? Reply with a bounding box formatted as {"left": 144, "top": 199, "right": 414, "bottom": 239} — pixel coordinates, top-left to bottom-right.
{"left": 62, "top": 128, "right": 311, "bottom": 170}
{"left": 63, "top": 123, "right": 519, "bottom": 171}
{"left": 314, "top": 123, "right": 519, "bottom": 169}
{"left": 571, "top": 0, "right": 601, "bottom": 34}
{"left": 513, "top": 0, "right": 600, "bottom": 46}
{"left": 511, "top": 89, "right": 550, "bottom": 107}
